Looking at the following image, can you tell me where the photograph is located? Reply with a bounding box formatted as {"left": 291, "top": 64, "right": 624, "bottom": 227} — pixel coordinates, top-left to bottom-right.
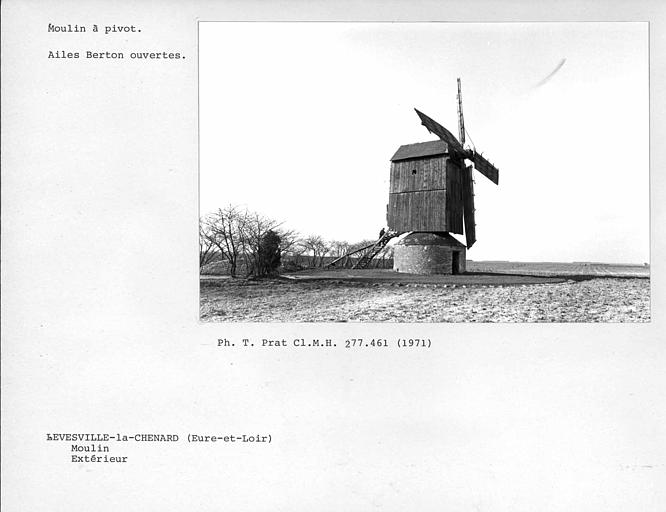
{"left": 199, "top": 22, "right": 650, "bottom": 322}
{"left": 3, "top": 3, "right": 665, "bottom": 512}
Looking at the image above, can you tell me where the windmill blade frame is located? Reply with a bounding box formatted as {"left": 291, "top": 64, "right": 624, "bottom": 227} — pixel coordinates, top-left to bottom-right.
{"left": 468, "top": 150, "right": 499, "bottom": 185}
{"left": 461, "top": 164, "right": 476, "bottom": 248}
{"left": 414, "top": 108, "right": 500, "bottom": 186}
{"left": 413, "top": 108, "right": 466, "bottom": 157}
{"left": 409, "top": 84, "right": 499, "bottom": 253}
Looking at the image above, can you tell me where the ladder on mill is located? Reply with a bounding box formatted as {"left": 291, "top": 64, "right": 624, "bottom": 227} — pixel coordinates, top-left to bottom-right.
{"left": 326, "top": 230, "right": 399, "bottom": 270}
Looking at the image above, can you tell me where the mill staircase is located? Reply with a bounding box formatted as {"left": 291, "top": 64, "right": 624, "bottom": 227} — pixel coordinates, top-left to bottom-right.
{"left": 353, "top": 231, "right": 398, "bottom": 269}
{"left": 326, "top": 230, "right": 399, "bottom": 270}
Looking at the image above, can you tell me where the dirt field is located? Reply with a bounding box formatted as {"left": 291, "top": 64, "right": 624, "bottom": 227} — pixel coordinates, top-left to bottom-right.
{"left": 467, "top": 261, "right": 650, "bottom": 278}
{"left": 200, "top": 267, "right": 650, "bottom": 322}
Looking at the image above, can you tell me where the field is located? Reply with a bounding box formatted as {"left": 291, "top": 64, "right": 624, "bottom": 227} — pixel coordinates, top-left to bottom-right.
{"left": 466, "top": 260, "right": 649, "bottom": 278}
{"left": 200, "top": 262, "right": 649, "bottom": 323}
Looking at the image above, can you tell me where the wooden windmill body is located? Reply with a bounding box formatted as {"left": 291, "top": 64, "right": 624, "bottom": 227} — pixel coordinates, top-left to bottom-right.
{"left": 389, "top": 79, "right": 499, "bottom": 274}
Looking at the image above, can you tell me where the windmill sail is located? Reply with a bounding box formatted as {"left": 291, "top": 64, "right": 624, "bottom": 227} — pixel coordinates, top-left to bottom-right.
{"left": 413, "top": 100, "right": 498, "bottom": 250}
{"left": 414, "top": 109, "right": 466, "bottom": 156}
{"left": 461, "top": 165, "right": 476, "bottom": 248}
{"left": 469, "top": 150, "right": 499, "bottom": 185}
{"left": 414, "top": 108, "right": 500, "bottom": 185}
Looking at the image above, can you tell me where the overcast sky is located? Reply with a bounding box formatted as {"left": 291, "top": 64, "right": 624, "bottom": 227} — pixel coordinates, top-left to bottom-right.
{"left": 199, "top": 22, "right": 648, "bottom": 263}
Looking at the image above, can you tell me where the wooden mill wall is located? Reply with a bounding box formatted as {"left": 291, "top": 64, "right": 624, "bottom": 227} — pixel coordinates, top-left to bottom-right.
{"left": 387, "top": 156, "right": 450, "bottom": 232}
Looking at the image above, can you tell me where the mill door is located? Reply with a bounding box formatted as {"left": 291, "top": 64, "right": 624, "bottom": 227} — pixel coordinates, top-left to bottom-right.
{"left": 452, "top": 251, "right": 460, "bottom": 275}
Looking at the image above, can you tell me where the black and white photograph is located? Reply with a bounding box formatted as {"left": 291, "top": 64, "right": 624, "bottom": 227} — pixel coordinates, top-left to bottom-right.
{"left": 199, "top": 22, "right": 649, "bottom": 322}
{"left": 3, "top": 2, "right": 665, "bottom": 511}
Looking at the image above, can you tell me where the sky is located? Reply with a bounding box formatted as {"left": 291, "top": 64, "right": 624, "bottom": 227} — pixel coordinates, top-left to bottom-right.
{"left": 199, "top": 22, "right": 648, "bottom": 263}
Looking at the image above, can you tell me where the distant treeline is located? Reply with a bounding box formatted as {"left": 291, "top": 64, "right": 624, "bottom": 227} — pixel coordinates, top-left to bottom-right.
{"left": 200, "top": 205, "right": 392, "bottom": 277}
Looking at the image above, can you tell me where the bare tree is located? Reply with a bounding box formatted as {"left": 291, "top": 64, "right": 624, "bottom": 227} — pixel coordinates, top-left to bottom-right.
{"left": 301, "top": 235, "right": 331, "bottom": 267}
{"left": 278, "top": 229, "right": 303, "bottom": 268}
{"left": 203, "top": 205, "right": 246, "bottom": 277}
{"left": 278, "top": 229, "right": 300, "bottom": 256}
{"left": 330, "top": 240, "right": 351, "bottom": 258}
{"left": 283, "top": 235, "right": 308, "bottom": 267}
{"left": 349, "top": 239, "right": 376, "bottom": 253}
{"left": 239, "top": 211, "right": 283, "bottom": 276}
{"left": 199, "top": 218, "right": 218, "bottom": 268}
{"left": 202, "top": 205, "right": 312, "bottom": 275}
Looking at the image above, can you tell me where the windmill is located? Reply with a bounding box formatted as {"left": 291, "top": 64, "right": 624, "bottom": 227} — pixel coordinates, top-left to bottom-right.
{"left": 411, "top": 78, "right": 499, "bottom": 248}
{"left": 327, "top": 78, "right": 499, "bottom": 274}
{"left": 387, "top": 78, "right": 500, "bottom": 274}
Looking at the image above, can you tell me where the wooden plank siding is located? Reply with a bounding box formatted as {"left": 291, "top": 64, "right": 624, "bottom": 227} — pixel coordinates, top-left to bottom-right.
{"left": 389, "top": 157, "right": 446, "bottom": 193}
{"left": 388, "top": 190, "right": 447, "bottom": 232}
{"left": 388, "top": 156, "right": 448, "bottom": 232}
{"left": 387, "top": 154, "right": 468, "bottom": 234}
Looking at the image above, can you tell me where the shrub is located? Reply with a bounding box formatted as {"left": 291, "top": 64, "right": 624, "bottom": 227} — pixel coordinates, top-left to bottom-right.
{"left": 256, "top": 230, "right": 281, "bottom": 276}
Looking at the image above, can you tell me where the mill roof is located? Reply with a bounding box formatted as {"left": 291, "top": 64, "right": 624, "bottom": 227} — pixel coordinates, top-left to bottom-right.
{"left": 391, "top": 140, "right": 449, "bottom": 162}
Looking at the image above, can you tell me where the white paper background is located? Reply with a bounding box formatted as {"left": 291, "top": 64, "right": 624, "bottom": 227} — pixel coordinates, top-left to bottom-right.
{"left": 2, "top": 1, "right": 665, "bottom": 511}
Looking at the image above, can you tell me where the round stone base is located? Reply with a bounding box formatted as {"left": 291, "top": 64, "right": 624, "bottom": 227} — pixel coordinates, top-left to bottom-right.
{"left": 393, "top": 232, "right": 466, "bottom": 275}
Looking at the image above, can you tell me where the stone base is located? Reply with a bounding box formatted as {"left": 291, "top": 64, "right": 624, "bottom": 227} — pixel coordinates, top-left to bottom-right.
{"left": 393, "top": 232, "right": 466, "bottom": 275}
